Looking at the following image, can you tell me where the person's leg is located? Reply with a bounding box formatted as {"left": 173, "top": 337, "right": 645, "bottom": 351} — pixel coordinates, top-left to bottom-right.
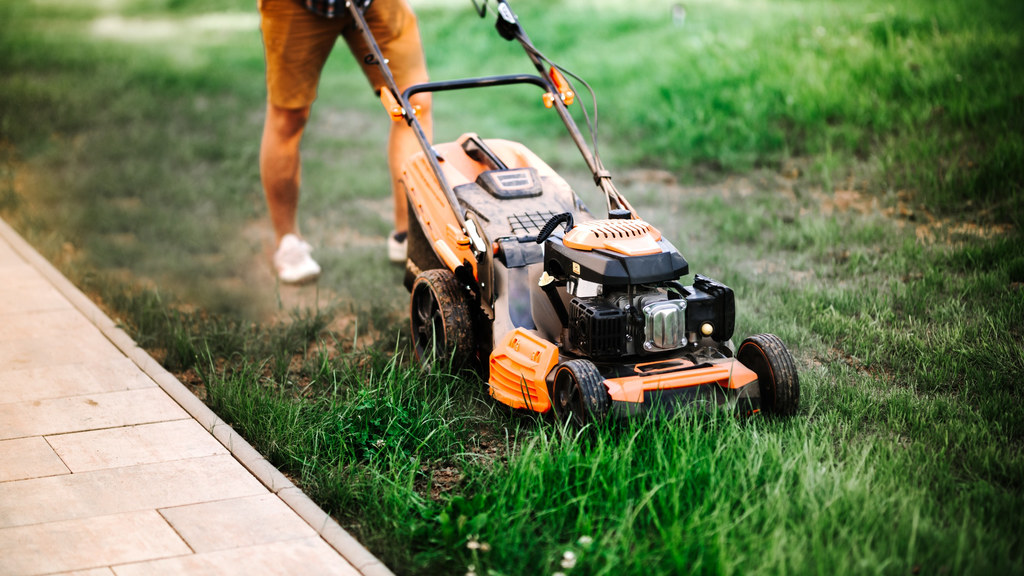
{"left": 260, "top": 103, "right": 311, "bottom": 244}
{"left": 259, "top": 0, "right": 344, "bottom": 281}
{"left": 343, "top": 0, "right": 431, "bottom": 249}
{"left": 260, "top": 102, "right": 322, "bottom": 283}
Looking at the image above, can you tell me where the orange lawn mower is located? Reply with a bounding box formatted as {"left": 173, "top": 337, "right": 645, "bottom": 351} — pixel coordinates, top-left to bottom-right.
{"left": 347, "top": 0, "right": 799, "bottom": 425}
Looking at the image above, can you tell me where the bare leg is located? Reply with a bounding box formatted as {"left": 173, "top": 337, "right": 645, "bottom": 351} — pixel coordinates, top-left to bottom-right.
{"left": 260, "top": 103, "right": 312, "bottom": 244}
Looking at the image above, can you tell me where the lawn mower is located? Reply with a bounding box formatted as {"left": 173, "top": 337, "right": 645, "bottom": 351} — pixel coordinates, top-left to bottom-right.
{"left": 347, "top": 0, "right": 799, "bottom": 425}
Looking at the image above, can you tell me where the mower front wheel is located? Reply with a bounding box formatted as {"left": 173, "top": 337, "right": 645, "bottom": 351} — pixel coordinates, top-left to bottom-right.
{"left": 410, "top": 269, "right": 474, "bottom": 369}
{"left": 736, "top": 333, "right": 799, "bottom": 416}
{"left": 552, "top": 359, "right": 610, "bottom": 427}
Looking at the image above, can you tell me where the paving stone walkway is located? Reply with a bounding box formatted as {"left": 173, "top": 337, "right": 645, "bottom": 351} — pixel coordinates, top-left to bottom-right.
{"left": 0, "top": 218, "right": 392, "bottom": 576}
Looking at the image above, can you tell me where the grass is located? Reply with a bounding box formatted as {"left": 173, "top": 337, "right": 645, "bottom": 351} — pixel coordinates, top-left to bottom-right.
{"left": 425, "top": 0, "right": 1024, "bottom": 222}
{"left": 1, "top": 0, "right": 1022, "bottom": 574}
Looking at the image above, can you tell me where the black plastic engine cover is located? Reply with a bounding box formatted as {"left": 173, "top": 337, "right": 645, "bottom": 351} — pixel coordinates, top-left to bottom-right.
{"left": 684, "top": 275, "right": 735, "bottom": 342}
{"left": 544, "top": 237, "right": 689, "bottom": 286}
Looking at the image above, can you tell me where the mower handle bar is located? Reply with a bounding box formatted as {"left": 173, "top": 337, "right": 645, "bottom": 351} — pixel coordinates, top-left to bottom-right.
{"left": 346, "top": 0, "right": 629, "bottom": 242}
{"left": 478, "top": 0, "right": 632, "bottom": 213}
{"left": 402, "top": 74, "right": 548, "bottom": 100}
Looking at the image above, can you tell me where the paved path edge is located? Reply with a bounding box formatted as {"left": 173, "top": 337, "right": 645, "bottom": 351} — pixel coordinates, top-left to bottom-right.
{"left": 0, "top": 217, "right": 395, "bottom": 576}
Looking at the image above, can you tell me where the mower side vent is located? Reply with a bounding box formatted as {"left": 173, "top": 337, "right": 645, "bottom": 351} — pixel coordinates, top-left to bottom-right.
{"left": 588, "top": 220, "right": 654, "bottom": 238}
{"left": 570, "top": 297, "right": 626, "bottom": 358}
{"left": 562, "top": 219, "right": 663, "bottom": 256}
{"left": 476, "top": 168, "right": 543, "bottom": 199}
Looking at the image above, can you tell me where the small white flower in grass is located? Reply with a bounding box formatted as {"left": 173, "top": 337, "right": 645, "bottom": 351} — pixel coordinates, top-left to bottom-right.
{"left": 466, "top": 564, "right": 476, "bottom": 576}
{"left": 553, "top": 573, "right": 566, "bottom": 576}
{"left": 467, "top": 540, "right": 481, "bottom": 551}
{"left": 561, "top": 550, "right": 577, "bottom": 569}
{"left": 577, "top": 535, "right": 593, "bottom": 547}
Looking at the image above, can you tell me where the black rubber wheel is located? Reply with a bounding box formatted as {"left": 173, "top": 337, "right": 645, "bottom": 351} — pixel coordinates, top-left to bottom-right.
{"left": 736, "top": 333, "right": 799, "bottom": 416}
{"left": 410, "top": 269, "right": 474, "bottom": 369}
{"left": 552, "top": 359, "right": 610, "bottom": 427}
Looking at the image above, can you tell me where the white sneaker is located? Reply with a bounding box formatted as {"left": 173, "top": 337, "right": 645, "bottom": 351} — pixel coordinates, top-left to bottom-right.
{"left": 388, "top": 230, "right": 407, "bottom": 264}
{"left": 274, "top": 234, "right": 321, "bottom": 284}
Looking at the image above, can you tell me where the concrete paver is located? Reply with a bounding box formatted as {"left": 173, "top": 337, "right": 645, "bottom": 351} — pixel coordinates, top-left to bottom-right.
{"left": 111, "top": 538, "right": 361, "bottom": 576}
{"left": 0, "top": 333, "right": 123, "bottom": 371}
{"left": 0, "top": 436, "right": 70, "bottom": 482}
{"left": 0, "top": 388, "right": 190, "bottom": 440}
{"left": 0, "top": 511, "right": 192, "bottom": 576}
{"left": 0, "top": 455, "right": 268, "bottom": 529}
{"left": 48, "top": 420, "right": 228, "bottom": 473}
{"left": 159, "top": 494, "right": 319, "bottom": 552}
{"left": 52, "top": 568, "right": 116, "bottom": 576}
{"left": 0, "top": 359, "right": 156, "bottom": 405}
{"left": 0, "top": 216, "right": 392, "bottom": 575}
{"left": 0, "top": 268, "right": 69, "bottom": 313}
{"left": 0, "top": 308, "right": 93, "bottom": 340}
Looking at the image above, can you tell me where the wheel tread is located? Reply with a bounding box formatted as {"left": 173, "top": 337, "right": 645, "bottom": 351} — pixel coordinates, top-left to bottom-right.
{"left": 737, "top": 333, "right": 799, "bottom": 416}
{"left": 553, "top": 359, "right": 610, "bottom": 426}
{"left": 411, "top": 269, "right": 474, "bottom": 368}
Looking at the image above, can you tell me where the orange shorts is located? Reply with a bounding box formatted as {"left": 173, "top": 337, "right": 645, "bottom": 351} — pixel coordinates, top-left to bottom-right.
{"left": 259, "top": 0, "right": 429, "bottom": 109}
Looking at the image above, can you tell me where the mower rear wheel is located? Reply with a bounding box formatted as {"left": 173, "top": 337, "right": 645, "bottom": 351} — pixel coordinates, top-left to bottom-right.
{"left": 410, "top": 269, "right": 474, "bottom": 369}
{"left": 736, "top": 333, "right": 799, "bottom": 416}
{"left": 403, "top": 197, "right": 443, "bottom": 290}
{"left": 552, "top": 359, "right": 610, "bottom": 427}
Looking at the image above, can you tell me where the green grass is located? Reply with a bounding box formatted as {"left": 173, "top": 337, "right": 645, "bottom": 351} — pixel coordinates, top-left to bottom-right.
{"left": 1, "top": 0, "right": 1022, "bottom": 574}
{"left": 424, "top": 0, "right": 1024, "bottom": 221}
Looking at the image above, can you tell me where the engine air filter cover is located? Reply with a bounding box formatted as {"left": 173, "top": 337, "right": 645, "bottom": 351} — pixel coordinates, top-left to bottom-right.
{"left": 570, "top": 297, "right": 626, "bottom": 358}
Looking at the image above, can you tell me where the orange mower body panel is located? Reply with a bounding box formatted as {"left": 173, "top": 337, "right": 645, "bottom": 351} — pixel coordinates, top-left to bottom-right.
{"left": 400, "top": 133, "right": 568, "bottom": 278}
{"left": 488, "top": 328, "right": 558, "bottom": 412}
{"left": 487, "top": 327, "right": 760, "bottom": 415}
{"left": 604, "top": 358, "right": 757, "bottom": 403}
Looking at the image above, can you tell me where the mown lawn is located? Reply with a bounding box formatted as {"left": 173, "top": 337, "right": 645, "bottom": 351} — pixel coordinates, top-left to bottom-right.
{"left": 1, "top": 0, "right": 1021, "bottom": 574}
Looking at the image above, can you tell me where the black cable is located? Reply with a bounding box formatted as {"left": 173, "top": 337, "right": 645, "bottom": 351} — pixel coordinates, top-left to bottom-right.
{"left": 535, "top": 212, "right": 574, "bottom": 244}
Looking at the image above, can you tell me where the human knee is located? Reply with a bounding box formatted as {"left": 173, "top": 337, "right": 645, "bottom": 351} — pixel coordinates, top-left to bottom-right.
{"left": 267, "top": 104, "right": 312, "bottom": 138}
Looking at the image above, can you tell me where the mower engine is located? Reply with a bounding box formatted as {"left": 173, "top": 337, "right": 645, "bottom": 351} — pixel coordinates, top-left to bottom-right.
{"left": 541, "top": 217, "right": 735, "bottom": 362}
{"left": 569, "top": 275, "right": 735, "bottom": 360}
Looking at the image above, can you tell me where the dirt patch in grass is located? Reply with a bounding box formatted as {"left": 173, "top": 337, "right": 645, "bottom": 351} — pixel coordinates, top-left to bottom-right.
{"left": 416, "top": 425, "right": 508, "bottom": 500}
{"left": 624, "top": 162, "right": 1015, "bottom": 247}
